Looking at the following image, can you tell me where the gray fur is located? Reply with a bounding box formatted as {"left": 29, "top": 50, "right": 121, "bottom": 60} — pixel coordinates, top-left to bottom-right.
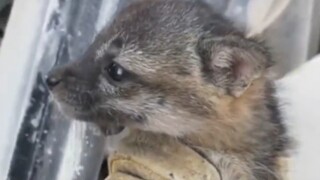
{"left": 47, "top": 0, "right": 289, "bottom": 179}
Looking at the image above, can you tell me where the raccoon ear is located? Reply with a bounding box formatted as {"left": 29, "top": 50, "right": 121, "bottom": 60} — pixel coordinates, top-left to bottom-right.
{"left": 198, "top": 37, "right": 271, "bottom": 97}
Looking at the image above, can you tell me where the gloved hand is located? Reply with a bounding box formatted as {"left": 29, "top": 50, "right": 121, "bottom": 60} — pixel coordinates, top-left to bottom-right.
{"left": 106, "top": 131, "right": 221, "bottom": 180}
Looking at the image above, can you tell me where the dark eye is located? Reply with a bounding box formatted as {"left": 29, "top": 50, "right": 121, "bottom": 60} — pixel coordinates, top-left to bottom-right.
{"left": 106, "top": 62, "right": 125, "bottom": 82}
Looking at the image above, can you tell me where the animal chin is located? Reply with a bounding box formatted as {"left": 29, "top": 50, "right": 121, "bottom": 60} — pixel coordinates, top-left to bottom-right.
{"left": 52, "top": 97, "right": 93, "bottom": 120}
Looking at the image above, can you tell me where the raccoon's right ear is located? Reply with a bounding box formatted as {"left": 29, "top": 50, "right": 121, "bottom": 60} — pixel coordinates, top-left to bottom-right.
{"left": 197, "top": 36, "right": 272, "bottom": 97}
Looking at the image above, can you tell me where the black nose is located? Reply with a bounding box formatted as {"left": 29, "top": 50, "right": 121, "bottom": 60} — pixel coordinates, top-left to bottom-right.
{"left": 46, "top": 76, "right": 61, "bottom": 89}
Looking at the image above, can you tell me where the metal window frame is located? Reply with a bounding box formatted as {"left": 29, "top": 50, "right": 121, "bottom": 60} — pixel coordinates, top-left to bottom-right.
{"left": 0, "top": 0, "right": 120, "bottom": 179}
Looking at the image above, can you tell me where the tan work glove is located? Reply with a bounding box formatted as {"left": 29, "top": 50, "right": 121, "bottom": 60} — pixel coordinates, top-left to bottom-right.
{"left": 106, "top": 131, "right": 221, "bottom": 180}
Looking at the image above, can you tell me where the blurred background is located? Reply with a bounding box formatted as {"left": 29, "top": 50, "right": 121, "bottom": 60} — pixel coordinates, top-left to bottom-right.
{"left": 0, "top": 0, "right": 319, "bottom": 180}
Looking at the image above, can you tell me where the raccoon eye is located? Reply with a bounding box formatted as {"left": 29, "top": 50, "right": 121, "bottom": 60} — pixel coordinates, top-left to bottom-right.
{"left": 106, "top": 62, "right": 125, "bottom": 82}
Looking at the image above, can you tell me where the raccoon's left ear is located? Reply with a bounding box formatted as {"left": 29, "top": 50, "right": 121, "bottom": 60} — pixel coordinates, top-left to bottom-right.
{"left": 197, "top": 36, "right": 272, "bottom": 97}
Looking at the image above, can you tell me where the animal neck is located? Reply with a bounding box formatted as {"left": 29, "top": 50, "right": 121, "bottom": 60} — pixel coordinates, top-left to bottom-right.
{"left": 182, "top": 79, "right": 286, "bottom": 154}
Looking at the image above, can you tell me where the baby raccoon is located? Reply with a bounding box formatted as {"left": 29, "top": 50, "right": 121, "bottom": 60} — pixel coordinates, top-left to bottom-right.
{"left": 46, "top": 0, "right": 289, "bottom": 179}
